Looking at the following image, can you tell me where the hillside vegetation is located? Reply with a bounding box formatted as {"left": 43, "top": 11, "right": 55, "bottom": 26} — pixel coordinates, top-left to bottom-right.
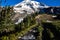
{"left": 0, "top": 7, "right": 60, "bottom": 40}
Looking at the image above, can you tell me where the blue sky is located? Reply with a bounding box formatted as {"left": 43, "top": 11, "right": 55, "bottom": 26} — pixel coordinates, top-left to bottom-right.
{"left": 1, "top": 0, "right": 60, "bottom": 6}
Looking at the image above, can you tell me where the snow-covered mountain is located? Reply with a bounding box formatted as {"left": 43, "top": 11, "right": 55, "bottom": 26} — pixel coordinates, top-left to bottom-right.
{"left": 13, "top": 0, "right": 49, "bottom": 14}
{"left": 12, "top": 0, "right": 49, "bottom": 24}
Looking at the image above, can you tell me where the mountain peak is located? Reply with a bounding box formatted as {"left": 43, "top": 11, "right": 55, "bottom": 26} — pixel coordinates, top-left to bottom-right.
{"left": 14, "top": 0, "right": 49, "bottom": 13}
{"left": 13, "top": 0, "right": 49, "bottom": 24}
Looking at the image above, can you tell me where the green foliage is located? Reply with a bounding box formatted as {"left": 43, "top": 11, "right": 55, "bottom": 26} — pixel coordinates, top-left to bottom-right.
{"left": 0, "top": 6, "right": 38, "bottom": 40}
{"left": 0, "top": 6, "right": 15, "bottom": 33}
{"left": 1, "top": 36, "right": 9, "bottom": 40}
{"left": 0, "top": 6, "right": 60, "bottom": 40}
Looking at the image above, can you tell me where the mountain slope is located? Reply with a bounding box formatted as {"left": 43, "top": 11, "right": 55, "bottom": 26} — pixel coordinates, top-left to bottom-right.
{"left": 13, "top": 0, "right": 49, "bottom": 24}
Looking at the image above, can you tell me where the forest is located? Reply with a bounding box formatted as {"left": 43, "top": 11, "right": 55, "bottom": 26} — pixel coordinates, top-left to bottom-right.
{"left": 0, "top": 6, "right": 60, "bottom": 40}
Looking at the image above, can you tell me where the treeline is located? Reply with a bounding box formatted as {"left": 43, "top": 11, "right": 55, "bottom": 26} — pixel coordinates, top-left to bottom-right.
{"left": 0, "top": 6, "right": 38, "bottom": 40}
